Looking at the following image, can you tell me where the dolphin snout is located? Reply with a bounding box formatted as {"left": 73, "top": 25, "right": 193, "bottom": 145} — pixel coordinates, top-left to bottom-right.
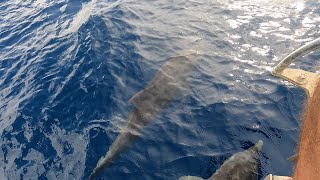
{"left": 254, "top": 140, "right": 263, "bottom": 151}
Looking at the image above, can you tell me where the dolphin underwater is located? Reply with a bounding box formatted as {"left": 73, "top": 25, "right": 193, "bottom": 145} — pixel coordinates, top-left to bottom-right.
{"left": 179, "top": 140, "right": 263, "bottom": 180}
{"left": 89, "top": 55, "right": 198, "bottom": 179}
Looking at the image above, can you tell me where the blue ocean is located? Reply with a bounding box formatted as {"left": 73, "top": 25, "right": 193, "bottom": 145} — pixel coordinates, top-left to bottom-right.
{"left": 1, "top": 0, "right": 320, "bottom": 179}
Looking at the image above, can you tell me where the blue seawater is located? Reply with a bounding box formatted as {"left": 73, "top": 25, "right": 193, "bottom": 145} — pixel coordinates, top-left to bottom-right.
{"left": 1, "top": 0, "right": 320, "bottom": 179}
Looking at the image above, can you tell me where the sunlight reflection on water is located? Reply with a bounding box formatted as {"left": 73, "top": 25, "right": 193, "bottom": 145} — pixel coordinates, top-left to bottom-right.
{"left": 0, "top": 0, "right": 319, "bottom": 179}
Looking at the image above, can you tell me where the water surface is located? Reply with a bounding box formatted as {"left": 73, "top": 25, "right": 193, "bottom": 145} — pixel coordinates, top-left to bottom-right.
{"left": 0, "top": 0, "right": 320, "bottom": 179}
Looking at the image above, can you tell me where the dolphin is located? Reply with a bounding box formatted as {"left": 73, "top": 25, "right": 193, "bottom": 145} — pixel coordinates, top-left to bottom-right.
{"left": 179, "top": 140, "right": 263, "bottom": 180}
{"left": 89, "top": 55, "right": 198, "bottom": 179}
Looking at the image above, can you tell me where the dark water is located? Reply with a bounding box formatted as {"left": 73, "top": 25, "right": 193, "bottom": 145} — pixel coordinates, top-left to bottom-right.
{"left": 1, "top": 0, "right": 320, "bottom": 179}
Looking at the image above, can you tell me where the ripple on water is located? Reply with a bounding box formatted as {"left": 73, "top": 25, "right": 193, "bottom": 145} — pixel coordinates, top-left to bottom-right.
{"left": 0, "top": 0, "right": 319, "bottom": 179}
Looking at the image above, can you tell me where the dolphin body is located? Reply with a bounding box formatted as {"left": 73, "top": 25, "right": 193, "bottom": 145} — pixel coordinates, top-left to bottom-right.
{"left": 179, "top": 140, "right": 263, "bottom": 180}
{"left": 89, "top": 55, "right": 197, "bottom": 179}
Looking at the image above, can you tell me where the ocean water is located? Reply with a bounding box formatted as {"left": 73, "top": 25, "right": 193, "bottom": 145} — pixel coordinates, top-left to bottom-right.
{"left": 1, "top": 0, "right": 320, "bottom": 179}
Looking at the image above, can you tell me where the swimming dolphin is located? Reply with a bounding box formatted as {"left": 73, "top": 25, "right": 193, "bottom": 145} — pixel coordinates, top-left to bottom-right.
{"left": 89, "top": 55, "right": 198, "bottom": 179}
{"left": 179, "top": 140, "right": 263, "bottom": 180}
